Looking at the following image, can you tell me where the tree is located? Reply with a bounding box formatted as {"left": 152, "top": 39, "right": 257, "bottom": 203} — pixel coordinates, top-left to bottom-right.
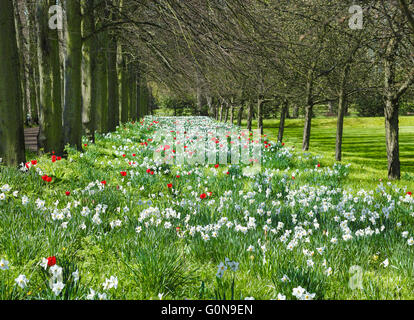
{"left": 63, "top": 0, "right": 82, "bottom": 150}
{"left": 107, "top": 0, "right": 119, "bottom": 131}
{"left": 95, "top": 18, "right": 109, "bottom": 134}
{"left": 36, "top": 0, "right": 63, "bottom": 154}
{"left": 0, "top": 0, "right": 25, "bottom": 166}
{"left": 81, "top": 0, "right": 97, "bottom": 143}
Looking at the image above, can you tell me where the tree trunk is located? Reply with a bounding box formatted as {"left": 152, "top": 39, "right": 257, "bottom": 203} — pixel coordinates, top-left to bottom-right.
{"left": 237, "top": 105, "right": 244, "bottom": 127}
{"left": 278, "top": 99, "right": 288, "bottom": 142}
{"left": 196, "top": 70, "right": 206, "bottom": 116}
{"left": 247, "top": 100, "right": 253, "bottom": 132}
{"left": 120, "top": 52, "right": 129, "bottom": 123}
{"left": 207, "top": 95, "right": 214, "bottom": 117}
{"left": 224, "top": 102, "right": 229, "bottom": 123}
{"left": 302, "top": 69, "right": 314, "bottom": 151}
{"left": 229, "top": 105, "right": 234, "bottom": 124}
{"left": 385, "top": 98, "right": 400, "bottom": 180}
{"left": 292, "top": 105, "right": 299, "bottom": 118}
{"left": 335, "top": 64, "right": 350, "bottom": 161}
{"left": 384, "top": 38, "right": 401, "bottom": 180}
{"left": 13, "top": 1, "right": 29, "bottom": 125}
{"left": 95, "top": 28, "right": 108, "bottom": 133}
{"left": 63, "top": 0, "right": 82, "bottom": 150}
{"left": 28, "top": 3, "right": 39, "bottom": 125}
{"left": 81, "top": 0, "right": 97, "bottom": 143}
{"left": 328, "top": 101, "right": 334, "bottom": 114}
{"left": 107, "top": 6, "right": 119, "bottom": 131}
{"left": 0, "top": 0, "right": 25, "bottom": 166}
{"left": 139, "top": 81, "right": 149, "bottom": 117}
{"left": 257, "top": 98, "right": 264, "bottom": 135}
{"left": 37, "top": 0, "right": 63, "bottom": 154}
{"left": 130, "top": 69, "right": 137, "bottom": 121}
{"left": 219, "top": 104, "right": 223, "bottom": 122}
{"left": 285, "top": 104, "right": 290, "bottom": 119}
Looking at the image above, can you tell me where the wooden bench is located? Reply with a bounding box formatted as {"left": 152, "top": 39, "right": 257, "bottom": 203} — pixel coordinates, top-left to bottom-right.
{"left": 24, "top": 127, "right": 40, "bottom": 153}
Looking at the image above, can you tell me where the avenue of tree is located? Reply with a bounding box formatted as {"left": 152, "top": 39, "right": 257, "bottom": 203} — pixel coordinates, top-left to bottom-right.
{"left": 1, "top": 0, "right": 414, "bottom": 181}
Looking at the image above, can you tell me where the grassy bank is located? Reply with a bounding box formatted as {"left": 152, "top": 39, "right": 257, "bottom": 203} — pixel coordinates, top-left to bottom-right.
{"left": 239, "top": 116, "right": 414, "bottom": 190}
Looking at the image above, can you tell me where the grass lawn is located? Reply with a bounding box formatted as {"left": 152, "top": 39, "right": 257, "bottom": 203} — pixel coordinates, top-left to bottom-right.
{"left": 240, "top": 116, "right": 414, "bottom": 190}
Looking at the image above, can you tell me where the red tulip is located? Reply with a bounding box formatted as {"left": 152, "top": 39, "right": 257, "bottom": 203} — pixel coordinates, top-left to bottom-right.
{"left": 214, "top": 164, "right": 219, "bottom": 168}
{"left": 101, "top": 180, "right": 107, "bottom": 185}
{"left": 120, "top": 171, "right": 127, "bottom": 177}
{"left": 47, "top": 256, "right": 56, "bottom": 267}
{"left": 200, "top": 193, "right": 207, "bottom": 199}
{"left": 167, "top": 184, "right": 173, "bottom": 188}
{"left": 65, "top": 191, "right": 71, "bottom": 196}
{"left": 408, "top": 192, "right": 412, "bottom": 196}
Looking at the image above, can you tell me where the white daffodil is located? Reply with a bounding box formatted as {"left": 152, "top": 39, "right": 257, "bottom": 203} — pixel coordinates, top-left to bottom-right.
{"left": 15, "top": 274, "right": 29, "bottom": 289}
{"left": 0, "top": 258, "right": 10, "bottom": 270}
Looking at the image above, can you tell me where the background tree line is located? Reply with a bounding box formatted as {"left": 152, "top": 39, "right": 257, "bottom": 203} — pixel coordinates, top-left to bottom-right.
{"left": 1, "top": 0, "right": 414, "bottom": 181}
{"left": 0, "top": 0, "right": 152, "bottom": 167}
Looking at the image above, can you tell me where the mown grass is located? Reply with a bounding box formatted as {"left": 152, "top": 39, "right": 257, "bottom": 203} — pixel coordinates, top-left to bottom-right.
{"left": 239, "top": 116, "right": 414, "bottom": 190}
